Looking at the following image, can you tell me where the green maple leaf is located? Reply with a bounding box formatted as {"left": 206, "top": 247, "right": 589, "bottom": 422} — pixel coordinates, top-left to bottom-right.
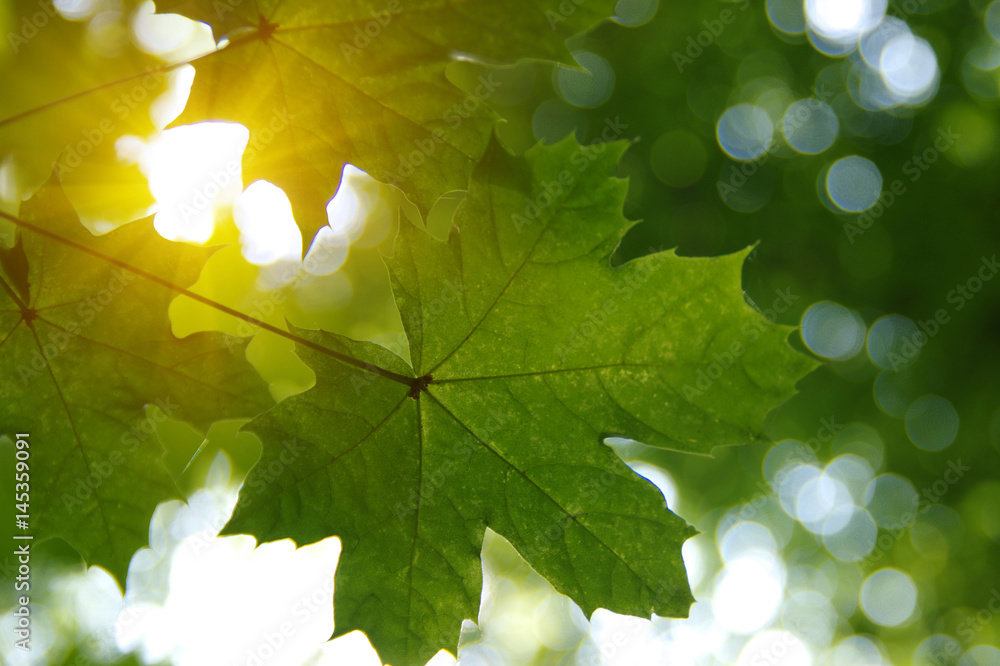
{"left": 156, "top": 0, "right": 617, "bottom": 242}
{"left": 0, "top": 180, "right": 271, "bottom": 582}
{"left": 223, "top": 137, "right": 815, "bottom": 665}
{"left": 0, "top": 1, "right": 167, "bottom": 230}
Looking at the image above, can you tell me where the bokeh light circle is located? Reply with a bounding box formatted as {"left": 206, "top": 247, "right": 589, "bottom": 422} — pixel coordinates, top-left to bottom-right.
{"left": 778, "top": 464, "right": 822, "bottom": 518}
{"left": 879, "top": 34, "right": 939, "bottom": 102}
{"left": 960, "top": 646, "right": 1000, "bottom": 665}
{"left": 833, "top": 423, "right": 885, "bottom": 471}
{"left": 765, "top": 440, "right": 818, "bottom": 487}
{"left": 56, "top": 0, "right": 101, "bottom": 20}
{"left": 716, "top": 104, "right": 774, "bottom": 161}
{"left": 650, "top": 131, "right": 707, "bottom": 187}
{"left": 826, "top": 156, "right": 883, "bottom": 212}
{"left": 532, "top": 98, "right": 587, "bottom": 144}
{"left": 781, "top": 590, "right": 837, "bottom": 647}
{"left": 767, "top": 0, "right": 807, "bottom": 35}
{"left": 914, "top": 635, "right": 963, "bottom": 666}
{"left": 805, "top": 0, "right": 887, "bottom": 44}
{"left": 829, "top": 635, "right": 887, "bottom": 665}
{"left": 988, "top": 1, "right": 1000, "bottom": 42}
{"left": 860, "top": 17, "right": 911, "bottom": 68}
{"left": 796, "top": 474, "right": 853, "bottom": 533}
{"left": 905, "top": 395, "right": 960, "bottom": 451}
{"left": 826, "top": 454, "right": 876, "bottom": 503}
{"left": 823, "top": 506, "right": 878, "bottom": 561}
{"left": 801, "top": 301, "right": 867, "bottom": 361}
{"left": 554, "top": 51, "right": 615, "bottom": 108}
{"left": 874, "top": 369, "right": 916, "bottom": 418}
{"left": 712, "top": 552, "right": 786, "bottom": 634}
{"left": 736, "top": 630, "right": 812, "bottom": 666}
{"left": 783, "top": 99, "right": 839, "bottom": 154}
{"left": 860, "top": 568, "right": 917, "bottom": 626}
{"left": 719, "top": 521, "right": 779, "bottom": 561}
{"left": 911, "top": 505, "right": 964, "bottom": 558}
{"left": 963, "top": 45, "right": 1000, "bottom": 101}
{"left": 613, "top": 0, "right": 659, "bottom": 26}
{"left": 867, "top": 314, "right": 921, "bottom": 370}
{"left": 865, "top": 474, "right": 918, "bottom": 529}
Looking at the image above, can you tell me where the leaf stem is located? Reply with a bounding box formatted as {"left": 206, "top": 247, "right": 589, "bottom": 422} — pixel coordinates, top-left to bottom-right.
{"left": 0, "top": 210, "right": 417, "bottom": 388}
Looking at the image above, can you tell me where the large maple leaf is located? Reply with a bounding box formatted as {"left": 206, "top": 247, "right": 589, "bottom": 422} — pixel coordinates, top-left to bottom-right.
{"left": 223, "top": 137, "right": 816, "bottom": 665}
{"left": 0, "top": 180, "right": 271, "bottom": 582}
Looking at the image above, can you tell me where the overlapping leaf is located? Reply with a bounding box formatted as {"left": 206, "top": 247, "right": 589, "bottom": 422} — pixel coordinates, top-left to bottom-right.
{"left": 157, "top": 0, "right": 618, "bottom": 241}
{"left": 223, "top": 137, "right": 815, "bottom": 665}
{"left": 0, "top": 181, "right": 271, "bottom": 582}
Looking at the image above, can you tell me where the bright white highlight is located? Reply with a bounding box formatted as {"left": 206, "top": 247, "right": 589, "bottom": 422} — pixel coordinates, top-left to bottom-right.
{"left": 736, "top": 630, "right": 812, "bottom": 666}
{"left": 233, "top": 181, "right": 302, "bottom": 266}
{"left": 139, "top": 123, "right": 249, "bottom": 244}
{"left": 796, "top": 474, "right": 853, "bottom": 534}
{"left": 860, "top": 568, "right": 917, "bottom": 626}
{"left": 806, "top": 0, "right": 886, "bottom": 44}
{"left": 720, "top": 522, "right": 779, "bottom": 561}
{"left": 712, "top": 552, "right": 786, "bottom": 633}
{"left": 880, "top": 34, "right": 939, "bottom": 100}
